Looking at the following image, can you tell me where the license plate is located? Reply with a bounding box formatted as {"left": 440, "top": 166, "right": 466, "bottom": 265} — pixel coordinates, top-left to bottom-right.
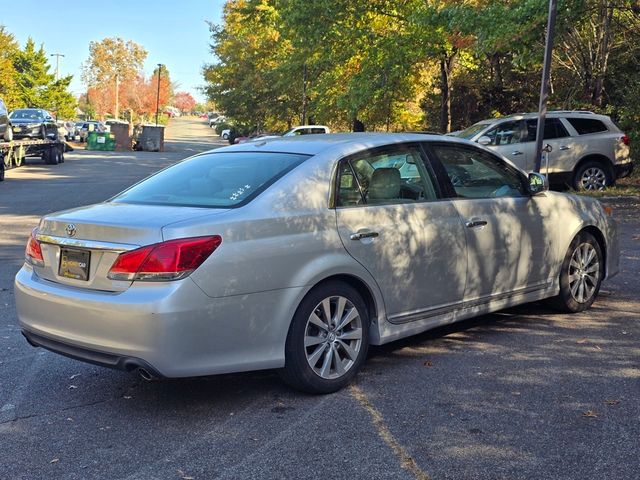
{"left": 59, "top": 248, "right": 91, "bottom": 281}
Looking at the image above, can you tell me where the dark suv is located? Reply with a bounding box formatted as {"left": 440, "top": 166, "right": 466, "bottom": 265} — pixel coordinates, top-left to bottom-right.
{"left": 8, "top": 108, "right": 58, "bottom": 140}
{"left": 0, "top": 98, "right": 11, "bottom": 141}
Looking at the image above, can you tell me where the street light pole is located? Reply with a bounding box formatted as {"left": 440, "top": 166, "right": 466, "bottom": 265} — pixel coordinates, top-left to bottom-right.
{"left": 155, "top": 64, "right": 163, "bottom": 126}
{"left": 533, "top": 0, "right": 558, "bottom": 173}
{"left": 50, "top": 53, "right": 65, "bottom": 81}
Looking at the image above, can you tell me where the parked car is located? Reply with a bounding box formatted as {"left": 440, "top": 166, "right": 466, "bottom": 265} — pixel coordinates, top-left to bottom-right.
{"left": 247, "top": 125, "right": 331, "bottom": 142}
{"left": 79, "top": 121, "right": 105, "bottom": 142}
{"left": 284, "top": 125, "right": 330, "bottom": 136}
{"left": 209, "top": 115, "right": 226, "bottom": 127}
{"left": 15, "top": 133, "right": 618, "bottom": 393}
{"left": 0, "top": 98, "right": 12, "bottom": 141}
{"left": 9, "top": 108, "right": 58, "bottom": 140}
{"left": 452, "top": 111, "right": 632, "bottom": 190}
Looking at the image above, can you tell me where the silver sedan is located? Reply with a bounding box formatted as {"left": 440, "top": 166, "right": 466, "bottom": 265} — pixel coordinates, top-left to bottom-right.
{"left": 15, "top": 134, "right": 619, "bottom": 393}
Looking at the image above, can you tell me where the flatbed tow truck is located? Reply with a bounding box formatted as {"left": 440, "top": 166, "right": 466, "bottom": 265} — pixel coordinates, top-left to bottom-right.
{"left": 0, "top": 137, "right": 69, "bottom": 181}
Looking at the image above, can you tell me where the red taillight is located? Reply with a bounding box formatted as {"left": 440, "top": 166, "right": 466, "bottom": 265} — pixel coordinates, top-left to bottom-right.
{"left": 622, "top": 134, "right": 630, "bottom": 146}
{"left": 25, "top": 228, "right": 45, "bottom": 267}
{"left": 108, "top": 236, "right": 222, "bottom": 281}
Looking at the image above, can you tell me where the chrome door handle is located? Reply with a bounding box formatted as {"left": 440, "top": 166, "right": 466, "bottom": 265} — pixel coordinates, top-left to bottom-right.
{"left": 559, "top": 145, "right": 571, "bottom": 151}
{"left": 350, "top": 231, "right": 379, "bottom": 241}
{"left": 511, "top": 150, "right": 523, "bottom": 155}
{"left": 465, "top": 220, "right": 488, "bottom": 228}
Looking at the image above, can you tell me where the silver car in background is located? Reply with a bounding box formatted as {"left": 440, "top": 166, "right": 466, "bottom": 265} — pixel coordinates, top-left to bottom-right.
{"left": 15, "top": 134, "right": 619, "bottom": 393}
{"left": 453, "top": 111, "right": 632, "bottom": 190}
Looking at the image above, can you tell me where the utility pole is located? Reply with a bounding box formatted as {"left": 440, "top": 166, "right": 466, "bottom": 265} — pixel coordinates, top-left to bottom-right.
{"left": 533, "top": 0, "right": 558, "bottom": 173}
{"left": 155, "top": 64, "right": 163, "bottom": 126}
{"left": 114, "top": 73, "right": 120, "bottom": 120}
{"left": 50, "top": 53, "right": 65, "bottom": 81}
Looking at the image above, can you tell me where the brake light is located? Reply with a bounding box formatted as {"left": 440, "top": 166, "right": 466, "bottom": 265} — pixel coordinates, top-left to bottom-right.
{"left": 622, "top": 134, "right": 630, "bottom": 146}
{"left": 25, "top": 228, "right": 45, "bottom": 267}
{"left": 107, "top": 236, "right": 222, "bottom": 281}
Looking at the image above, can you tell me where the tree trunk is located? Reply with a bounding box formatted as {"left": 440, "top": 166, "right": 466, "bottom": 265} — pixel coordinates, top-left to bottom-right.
{"left": 352, "top": 118, "right": 365, "bottom": 132}
{"left": 591, "top": 1, "right": 613, "bottom": 106}
{"left": 439, "top": 54, "right": 455, "bottom": 134}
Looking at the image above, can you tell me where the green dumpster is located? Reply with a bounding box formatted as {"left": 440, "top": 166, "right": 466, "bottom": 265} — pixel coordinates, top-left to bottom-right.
{"left": 86, "top": 132, "right": 116, "bottom": 151}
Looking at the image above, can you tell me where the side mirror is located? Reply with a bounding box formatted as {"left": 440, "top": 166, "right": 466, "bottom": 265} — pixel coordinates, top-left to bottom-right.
{"left": 477, "top": 136, "right": 491, "bottom": 146}
{"left": 528, "top": 172, "right": 548, "bottom": 195}
{"left": 45, "top": 116, "right": 53, "bottom": 121}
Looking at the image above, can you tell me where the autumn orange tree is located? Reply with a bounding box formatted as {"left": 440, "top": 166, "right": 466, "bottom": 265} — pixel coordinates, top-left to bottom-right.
{"left": 82, "top": 37, "right": 148, "bottom": 120}
{"left": 173, "top": 92, "right": 197, "bottom": 114}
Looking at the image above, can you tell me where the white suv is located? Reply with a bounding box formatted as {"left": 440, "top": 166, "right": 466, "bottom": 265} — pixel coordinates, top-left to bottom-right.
{"left": 454, "top": 111, "right": 633, "bottom": 190}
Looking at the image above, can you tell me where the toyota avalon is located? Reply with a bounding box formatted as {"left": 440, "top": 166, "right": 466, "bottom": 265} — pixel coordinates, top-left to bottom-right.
{"left": 15, "top": 134, "right": 619, "bottom": 393}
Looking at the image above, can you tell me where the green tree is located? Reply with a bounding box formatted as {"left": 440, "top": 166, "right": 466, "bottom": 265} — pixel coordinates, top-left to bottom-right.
{"left": 203, "top": 0, "right": 298, "bottom": 131}
{"left": 11, "top": 37, "right": 76, "bottom": 117}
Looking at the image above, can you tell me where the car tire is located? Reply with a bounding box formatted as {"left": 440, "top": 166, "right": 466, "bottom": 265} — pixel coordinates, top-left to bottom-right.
{"left": 58, "top": 147, "right": 65, "bottom": 163}
{"left": 222, "top": 133, "right": 228, "bottom": 140}
{"left": 3, "top": 126, "right": 12, "bottom": 142}
{"left": 572, "top": 160, "right": 613, "bottom": 191}
{"left": 546, "top": 231, "right": 603, "bottom": 313}
{"left": 279, "top": 281, "right": 369, "bottom": 394}
{"left": 0, "top": 156, "right": 5, "bottom": 182}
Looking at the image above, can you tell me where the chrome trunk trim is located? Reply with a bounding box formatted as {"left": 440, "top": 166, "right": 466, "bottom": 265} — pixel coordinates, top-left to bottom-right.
{"left": 36, "top": 234, "right": 139, "bottom": 252}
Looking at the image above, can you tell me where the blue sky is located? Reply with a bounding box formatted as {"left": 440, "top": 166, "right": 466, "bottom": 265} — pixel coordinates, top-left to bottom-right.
{"left": 0, "top": 0, "right": 225, "bottom": 102}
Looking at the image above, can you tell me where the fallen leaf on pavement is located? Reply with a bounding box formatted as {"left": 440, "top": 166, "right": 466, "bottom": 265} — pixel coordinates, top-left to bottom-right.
{"left": 177, "top": 469, "right": 194, "bottom": 480}
{"left": 582, "top": 410, "right": 599, "bottom": 418}
{"left": 70, "top": 373, "right": 81, "bottom": 379}
{"left": 423, "top": 360, "right": 433, "bottom": 367}
{"left": 604, "top": 399, "right": 620, "bottom": 406}
{"left": 50, "top": 458, "right": 59, "bottom": 464}
{"left": 68, "top": 385, "right": 78, "bottom": 390}
{"left": 576, "top": 338, "right": 589, "bottom": 344}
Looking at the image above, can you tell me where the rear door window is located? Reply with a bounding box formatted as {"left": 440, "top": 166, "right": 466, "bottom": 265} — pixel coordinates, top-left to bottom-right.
{"left": 112, "top": 152, "right": 309, "bottom": 208}
{"left": 524, "top": 118, "right": 569, "bottom": 141}
{"left": 336, "top": 146, "right": 439, "bottom": 206}
{"left": 565, "top": 118, "right": 608, "bottom": 135}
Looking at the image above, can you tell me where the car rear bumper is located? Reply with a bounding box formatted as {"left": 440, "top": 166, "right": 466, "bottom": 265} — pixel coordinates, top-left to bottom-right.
{"left": 21, "top": 329, "right": 164, "bottom": 378}
{"left": 614, "top": 161, "right": 634, "bottom": 179}
{"left": 15, "top": 265, "right": 302, "bottom": 377}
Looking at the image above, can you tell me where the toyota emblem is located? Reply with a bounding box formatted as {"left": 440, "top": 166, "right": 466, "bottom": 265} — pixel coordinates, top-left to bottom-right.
{"left": 65, "top": 224, "right": 77, "bottom": 237}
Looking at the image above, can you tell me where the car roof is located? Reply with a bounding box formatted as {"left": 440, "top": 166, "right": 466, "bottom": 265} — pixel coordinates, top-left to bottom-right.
{"left": 209, "top": 132, "right": 468, "bottom": 157}
{"left": 498, "top": 111, "right": 610, "bottom": 121}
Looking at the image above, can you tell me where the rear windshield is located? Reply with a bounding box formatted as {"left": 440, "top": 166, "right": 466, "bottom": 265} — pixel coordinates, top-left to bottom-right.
{"left": 111, "top": 151, "right": 309, "bottom": 208}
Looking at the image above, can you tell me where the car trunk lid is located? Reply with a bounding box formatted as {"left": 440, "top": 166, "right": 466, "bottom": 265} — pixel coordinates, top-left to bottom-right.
{"left": 33, "top": 202, "right": 228, "bottom": 292}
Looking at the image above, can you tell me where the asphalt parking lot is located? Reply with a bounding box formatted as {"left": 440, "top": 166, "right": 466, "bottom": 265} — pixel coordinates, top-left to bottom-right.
{"left": 1, "top": 118, "right": 638, "bottom": 480}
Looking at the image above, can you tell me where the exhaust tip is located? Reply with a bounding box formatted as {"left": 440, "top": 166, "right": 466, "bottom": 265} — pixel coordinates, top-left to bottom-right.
{"left": 138, "top": 368, "right": 154, "bottom": 381}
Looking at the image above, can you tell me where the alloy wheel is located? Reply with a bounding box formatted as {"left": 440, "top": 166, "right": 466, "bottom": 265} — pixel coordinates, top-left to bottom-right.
{"left": 304, "top": 295, "right": 363, "bottom": 380}
{"left": 568, "top": 242, "right": 600, "bottom": 303}
{"left": 579, "top": 167, "right": 607, "bottom": 190}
